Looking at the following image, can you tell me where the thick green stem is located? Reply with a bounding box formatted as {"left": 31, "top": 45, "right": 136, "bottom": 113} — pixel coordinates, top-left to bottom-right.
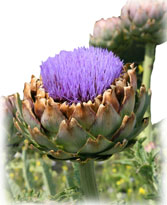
{"left": 142, "top": 43, "right": 156, "bottom": 90}
{"left": 142, "top": 43, "right": 156, "bottom": 141}
{"left": 78, "top": 160, "right": 99, "bottom": 201}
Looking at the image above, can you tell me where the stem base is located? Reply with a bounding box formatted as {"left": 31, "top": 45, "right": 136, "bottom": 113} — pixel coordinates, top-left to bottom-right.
{"left": 78, "top": 160, "right": 99, "bottom": 201}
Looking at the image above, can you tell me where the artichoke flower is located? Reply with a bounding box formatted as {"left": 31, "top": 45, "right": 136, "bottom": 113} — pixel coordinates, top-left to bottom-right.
{"left": 1, "top": 95, "right": 24, "bottom": 159}
{"left": 121, "top": 0, "right": 167, "bottom": 45}
{"left": 89, "top": 17, "right": 145, "bottom": 64}
{"left": 13, "top": 47, "right": 150, "bottom": 162}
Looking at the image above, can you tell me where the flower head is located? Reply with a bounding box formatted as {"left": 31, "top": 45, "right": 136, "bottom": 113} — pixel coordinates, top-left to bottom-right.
{"left": 40, "top": 47, "right": 123, "bottom": 104}
{"left": 11, "top": 47, "right": 150, "bottom": 162}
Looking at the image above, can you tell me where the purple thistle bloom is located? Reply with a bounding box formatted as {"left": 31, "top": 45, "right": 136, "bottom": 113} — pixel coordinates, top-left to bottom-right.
{"left": 40, "top": 47, "right": 123, "bottom": 104}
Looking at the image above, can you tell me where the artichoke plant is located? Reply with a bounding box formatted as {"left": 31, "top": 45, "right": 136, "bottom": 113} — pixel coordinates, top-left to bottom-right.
{"left": 121, "top": 0, "right": 167, "bottom": 45}
{"left": 12, "top": 47, "right": 150, "bottom": 200}
{"left": 1, "top": 95, "right": 24, "bottom": 160}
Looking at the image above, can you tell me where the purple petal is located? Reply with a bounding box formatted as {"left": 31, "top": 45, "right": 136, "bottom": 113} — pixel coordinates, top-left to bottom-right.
{"left": 40, "top": 47, "right": 123, "bottom": 104}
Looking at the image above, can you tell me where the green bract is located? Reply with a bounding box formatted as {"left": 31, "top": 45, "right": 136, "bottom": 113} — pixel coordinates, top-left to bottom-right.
{"left": 13, "top": 64, "right": 150, "bottom": 162}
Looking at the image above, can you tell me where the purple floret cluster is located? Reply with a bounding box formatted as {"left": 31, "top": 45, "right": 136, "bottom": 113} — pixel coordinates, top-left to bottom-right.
{"left": 40, "top": 47, "right": 123, "bottom": 104}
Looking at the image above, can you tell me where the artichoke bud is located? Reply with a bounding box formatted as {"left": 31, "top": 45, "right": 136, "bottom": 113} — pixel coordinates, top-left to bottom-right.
{"left": 13, "top": 66, "right": 149, "bottom": 161}
{"left": 89, "top": 17, "right": 131, "bottom": 58}
{"left": 121, "top": 0, "right": 167, "bottom": 44}
{"left": 12, "top": 47, "right": 150, "bottom": 162}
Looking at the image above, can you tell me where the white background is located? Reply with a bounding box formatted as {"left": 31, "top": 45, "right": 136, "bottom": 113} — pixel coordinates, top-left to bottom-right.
{"left": 0, "top": 0, "right": 167, "bottom": 124}
{"left": 0, "top": 0, "right": 167, "bottom": 204}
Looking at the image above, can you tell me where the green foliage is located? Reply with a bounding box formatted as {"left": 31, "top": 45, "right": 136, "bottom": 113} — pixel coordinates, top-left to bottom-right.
{"left": 5, "top": 140, "right": 82, "bottom": 203}
{"left": 50, "top": 187, "right": 81, "bottom": 202}
{"left": 96, "top": 135, "right": 161, "bottom": 204}
{"left": 4, "top": 122, "right": 161, "bottom": 204}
